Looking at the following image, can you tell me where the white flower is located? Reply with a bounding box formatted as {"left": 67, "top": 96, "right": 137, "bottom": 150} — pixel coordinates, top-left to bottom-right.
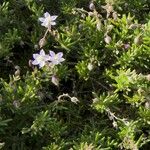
{"left": 49, "top": 51, "right": 65, "bottom": 65}
{"left": 32, "top": 49, "right": 50, "bottom": 68}
{"left": 39, "top": 12, "right": 58, "bottom": 29}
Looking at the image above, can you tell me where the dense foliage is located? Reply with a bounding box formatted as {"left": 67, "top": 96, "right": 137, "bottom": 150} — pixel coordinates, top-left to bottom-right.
{"left": 0, "top": 0, "right": 150, "bottom": 149}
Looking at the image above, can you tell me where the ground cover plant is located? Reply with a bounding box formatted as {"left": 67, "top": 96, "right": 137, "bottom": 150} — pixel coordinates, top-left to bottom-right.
{"left": 0, "top": 0, "right": 150, "bottom": 149}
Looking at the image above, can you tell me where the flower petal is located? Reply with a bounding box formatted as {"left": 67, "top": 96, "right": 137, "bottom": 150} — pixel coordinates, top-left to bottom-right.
{"left": 44, "top": 12, "right": 50, "bottom": 18}
{"left": 57, "top": 52, "right": 63, "bottom": 58}
{"left": 40, "top": 49, "right": 45, "bottom": 56}
{"left": 51, "top": 15, "right": 58, "bottom": 20}
{"left": 44, "top": 55, "right": 50, "bottom": 61}
{"left": 49, "top": 58, "right": 54, "bottom": 63}
{"left": 49, "top": 51, "right": 55, "bottom": 57}
{"left": 42, "top": 21, "right": 50, "bottom": 28}
{"left": 51, "top": 75, "right": 59, "bottom": 86}
{"left": 41, "top": 22, "right": 47, "bottom": 27}
{"left": 49, "top": 58, "right": 57, "bottom": 64}
{"left": 60, "top": 58, "right": 65, "bottom": 62}
{"left": 33, "top": 54, "right": 39, "bottom": 59}
{"left": 50, "top": 21, "right": 56, "bottom": 26}
{"left": 39, "top": 17, "right": 45, "bottom": 22}
{"left": 59, "top": 58, "right": 65, "bottom": 62}
{"left": 32, "top": 60, "right": 39, "bottom": 65}
{"left": 39, "top": 61, "right": 45, "bottom": 68}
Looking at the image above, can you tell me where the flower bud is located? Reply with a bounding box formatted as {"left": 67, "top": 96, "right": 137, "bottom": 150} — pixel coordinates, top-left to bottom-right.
{"left": 89, "top": 2, "right": 95, "bottom": 11}
{"left": 71, "top": 97, "right": 79, "bottom": 104}
{"left": 15, "top": 69, "right": 20, "bottom": 76}
{"left": 124, "top": 44, "right": 130, "bottom": 49}
{"left": 134, "top": 35, "right": 142, "bottom": 45}
{"left": 34, "top": 44, "right": 38, "bottom": 50}
{"left": 51, "top": 75, "right": 59, "bottom": 86}
{"left": 104, "top": 35, "right": 111, "bottom": 44}
{"left": 39, "top": 38, "right": 46, "bottom": 48}
{"left": 15, "top": 65, "right": 20, "bottom": 70}
{"left": 14, "top": 66, "right": 21, "bottom": 76}
{"left": 13, "top": 100, "right": 20, "bottom": 108}
{"left": 112, "top": 11, "right": 118, "bottom": 20}
{"left": 87, "top": 63, "right": 93, "bottom": 71}
{"left": 28, "top": 60, "right": 34, "bottom": 68}
{"left": 145, "top": 101, "right": 150, "bottom": 109}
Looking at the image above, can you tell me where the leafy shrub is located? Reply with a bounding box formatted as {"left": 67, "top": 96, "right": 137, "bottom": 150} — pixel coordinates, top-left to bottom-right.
{"left": 0, "top": 0, "right": 150, "bottom": 149}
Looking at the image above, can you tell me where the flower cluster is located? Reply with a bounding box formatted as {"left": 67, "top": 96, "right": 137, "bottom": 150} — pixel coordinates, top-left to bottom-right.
{"left": 32, "top": 49, "right": 65, "bottom": 68}
{"left": 31, "top": 12, "right": 65, "bottom": 86}
{"left": 32, "top": 12, "right": 65, "bottom": 68}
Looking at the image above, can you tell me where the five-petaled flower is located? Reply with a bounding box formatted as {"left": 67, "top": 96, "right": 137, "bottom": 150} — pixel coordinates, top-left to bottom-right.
{"left": 32, "top": 49, "right": 50, "bottom": 68}
{"left": 39, "top": 12, "right": 58, "bottom": 29}
{"left": 49, "top": 51, "right": 65, "bottom": 65}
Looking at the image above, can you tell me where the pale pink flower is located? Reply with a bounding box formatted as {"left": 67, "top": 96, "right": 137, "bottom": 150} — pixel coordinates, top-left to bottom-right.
{"left": 39, "top": 12, "right": 58, "bottom": 29}
{"left": 32, "top": 49, "right": 50, "bottom": 68}
{"left": 49, "top": 51, "right": 65, "bottom": 65}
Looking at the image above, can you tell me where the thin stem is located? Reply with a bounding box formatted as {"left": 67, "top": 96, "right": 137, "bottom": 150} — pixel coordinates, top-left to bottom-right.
{"left": 105, "top": 108, "right": 128, "bottom": 125}
{"left": 43, "top": 29, "right": 49, "bottom": 39}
